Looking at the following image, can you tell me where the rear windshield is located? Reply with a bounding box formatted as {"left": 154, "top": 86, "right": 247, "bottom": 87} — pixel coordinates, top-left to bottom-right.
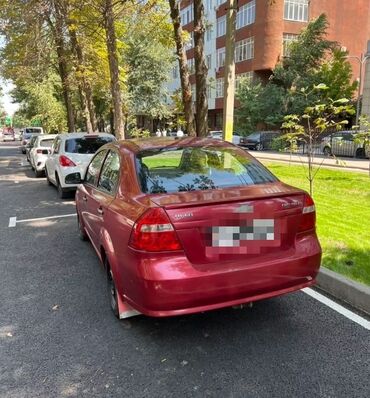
{"left": 25, "top": 128, "right": 42, "bottom": 134}
{"left": 136, "top": 146, "right": 277, "bottom": 194}
{"left": 40, "top": 139, "right": 54, "bottom": 148}
{"left": 65, "top": 136, "right": 114, "bottom": 154}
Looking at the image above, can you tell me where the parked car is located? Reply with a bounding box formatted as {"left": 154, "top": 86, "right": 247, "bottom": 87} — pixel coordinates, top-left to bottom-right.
{"left": 28, "top": 134, "right": 57, "bottom": 177}
{"left": 321, "top": 131, "right": 370, "bottom": 158}
{"left": 207, "top": 130, "right": 241, "bottom": 145}
{"left": 21, "top": 127, "right": 43, "bottom": 153}
{"left": 2, "top": 128, "right": 15, "bottom": 142}
{"left": 239, "top": 132, "right": 273, "bottom": 150}
{"left": 45, "top": 132, "right": 116, "bottom": 198}
{"left": 75, "top": 137, "right": 321, "bottom": 319}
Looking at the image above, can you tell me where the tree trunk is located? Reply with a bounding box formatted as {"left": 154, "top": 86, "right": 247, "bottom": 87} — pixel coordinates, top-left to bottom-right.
{"left": 103, "top": 0, "right": 125, "bottom": 139}
{"left": 52, "top": 0, "right": 75, "bottom": 133}
{"left": 169, "top": 0, "right": 195, "bottom": 136}
{"left": 68, "top": 27, "right": 98, "bottom": 133}
{"left": 194, "top": 0, "right": 208, "bottom": 137}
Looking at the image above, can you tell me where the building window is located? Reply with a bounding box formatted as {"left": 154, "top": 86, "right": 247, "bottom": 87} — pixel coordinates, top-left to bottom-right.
{"left": 191, "top": 84, "right": 196, "bottom": 102}
{"left": 235, "top": 72, "right": 254, "bottom": 89}
{"left": 284, "top": 0, "right": 308, "bottom": 22}
{"left": 187, "top": 58, "right": 195, "bottom": 74}
{"left": 234, "top": 37, "right": 254, "bottom": 62}
{"left": 206, "top": 26, "right": 213, "bottom": 42}
{"left": 207, "top": 84, "right": 213, "bottom": 99}
{"left": 216, "top": 0, "right": 225, "bottom": 7}
{"left": 216, "top": 78, "right": 224, "bottom": 98}
{"left": 184, "top": 31, "right": 194, "bottom": 50}
{"left": 206, "top": 0, "right": 213, "bottom": 11}
{"left": 282, "top": 33, "right": 298, "bottom": 57}
{"left": 216, "top": 15, "right": 226, "bottom": 37}
{"left": 216, "top": 47, "right": 225, "bottom": 69}
{"left": 206, "top": 54, "right": 212, "bottom": 69}
{"left": 236, "top": 0, "right": 256, "bottom": 29}
{"left": 181, "top": 5, "right": 194, "bottom": 26}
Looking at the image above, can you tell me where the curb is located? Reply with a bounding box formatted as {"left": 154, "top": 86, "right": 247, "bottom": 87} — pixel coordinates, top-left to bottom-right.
{"left": 316, "top": 267, "right": 370, "bottom": 315}
{"left": 254, "top": 155, "right": 368, "bottom": 173}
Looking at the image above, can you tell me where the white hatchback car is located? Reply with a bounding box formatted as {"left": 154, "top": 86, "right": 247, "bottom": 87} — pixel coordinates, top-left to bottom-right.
{"left": 29, "top": 134, "right": 57, "bottom": 177}
{"left": 45, "top": 133, "right": 116, "bottom": 198}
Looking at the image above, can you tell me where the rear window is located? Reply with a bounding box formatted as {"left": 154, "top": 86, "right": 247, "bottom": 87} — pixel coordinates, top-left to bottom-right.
{"left": 25, "top": 128, "right": 42, "bottom": 134}
{"left": 39, "top": 139, "right": 54, "bottom": 148}
{"left": 65, "top": 136, "right": 114, "bottom": 154}
{"left": 136, "top": 146, "right": 277, "bottom": 194}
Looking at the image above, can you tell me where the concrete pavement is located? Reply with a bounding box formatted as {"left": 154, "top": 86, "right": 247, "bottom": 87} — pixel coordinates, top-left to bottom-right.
{"left": 1, "top": 142, "right": 369, "bottom": 398}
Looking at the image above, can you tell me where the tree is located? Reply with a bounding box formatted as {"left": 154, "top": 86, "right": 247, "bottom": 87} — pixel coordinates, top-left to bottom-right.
{"left": 193, "top": 0, "right": 208, "bottom": 136}
{"left": 282, "top": 84, "right": 355, "bottom": 196}
{"left": 168, "top": 0, "right": 195, "bottom": 136}
{"left": 236, "top": 14, "right": 358, "bottom": 131}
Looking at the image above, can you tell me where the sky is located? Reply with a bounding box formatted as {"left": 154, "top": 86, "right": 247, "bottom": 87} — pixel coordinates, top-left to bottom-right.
{"left": 1, "top": 80, "right": 19, "bottom": 116}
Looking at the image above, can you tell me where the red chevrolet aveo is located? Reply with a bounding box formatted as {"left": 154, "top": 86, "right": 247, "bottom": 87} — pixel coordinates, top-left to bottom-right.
{"left": 75, "top": 138, "right": 321, "bottom": 319}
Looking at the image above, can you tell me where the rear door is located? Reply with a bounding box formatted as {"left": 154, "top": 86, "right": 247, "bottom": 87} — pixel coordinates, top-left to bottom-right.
{"left": 85, "top": 150, "right": 121, "bottom": 250}
{"left": 46, "top": 137, "right": 61, "bottom": 183}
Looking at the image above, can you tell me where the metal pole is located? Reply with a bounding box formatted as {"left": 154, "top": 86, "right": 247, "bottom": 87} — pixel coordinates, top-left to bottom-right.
{"left": 355, "top": 54, "right": 363, "bottom": 127}
{"left": 222, "top": 0, "right": 237, "bottom": 143}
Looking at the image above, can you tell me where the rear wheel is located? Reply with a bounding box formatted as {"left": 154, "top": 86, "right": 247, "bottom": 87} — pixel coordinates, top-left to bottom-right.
{"left": 56, "top": 175, "right": 69, "bottom": 199}
{"left": 34, "top": 168, "right": 43, "bottom": 178}
{"left": 45, "top": 167, "right": 52, "bottom": 186}
{"left": 355, "top": 148, "right": 366, "bottom": 159}
{"left": 106, "top": 264, "right": 119, "bottom": 318}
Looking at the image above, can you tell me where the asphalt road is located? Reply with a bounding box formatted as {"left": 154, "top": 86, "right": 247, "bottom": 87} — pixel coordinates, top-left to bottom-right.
{"left": 0, "top": 141, "right": 369, "bottom": 398}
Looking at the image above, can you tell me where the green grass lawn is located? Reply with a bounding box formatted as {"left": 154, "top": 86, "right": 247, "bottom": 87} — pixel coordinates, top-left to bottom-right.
{"left": 263, "top": 162, "right": 370, "bottom": 286}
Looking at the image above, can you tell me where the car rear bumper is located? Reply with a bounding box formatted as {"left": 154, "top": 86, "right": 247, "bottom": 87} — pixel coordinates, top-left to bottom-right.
{"left": 122, "top": 237, "right": 321, "bottom": 317}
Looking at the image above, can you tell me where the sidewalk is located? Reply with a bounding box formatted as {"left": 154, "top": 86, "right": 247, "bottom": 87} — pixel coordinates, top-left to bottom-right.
{"left": 253, "top": 151, "right": 369, "bottom": 173}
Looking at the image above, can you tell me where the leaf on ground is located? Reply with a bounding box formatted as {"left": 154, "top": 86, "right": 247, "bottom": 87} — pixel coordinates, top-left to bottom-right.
{"left": 52, "top": 305, "right": 59, "bottom": 311}
{"left": 6, "top": 332, "right": 13, "bottom": 337}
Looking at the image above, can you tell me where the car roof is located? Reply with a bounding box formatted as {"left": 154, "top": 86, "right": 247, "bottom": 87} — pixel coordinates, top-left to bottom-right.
{"left": 112, "top": 137, "right": 238, "bottom": 154}
{"left": 55, "top": 132, "right": 114, "bottom": 140}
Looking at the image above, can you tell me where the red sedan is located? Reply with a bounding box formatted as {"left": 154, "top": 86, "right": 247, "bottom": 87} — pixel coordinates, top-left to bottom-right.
{"left": 75, "top": 138, "right": 321, "bottom": 319}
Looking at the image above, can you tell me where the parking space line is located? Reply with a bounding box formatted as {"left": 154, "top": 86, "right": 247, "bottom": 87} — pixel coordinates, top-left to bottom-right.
{"left": 8, "top": 213, "right": 76, "bottom": 227}
{"left": 303, "top": 288, "right": 370, "bottom": 330}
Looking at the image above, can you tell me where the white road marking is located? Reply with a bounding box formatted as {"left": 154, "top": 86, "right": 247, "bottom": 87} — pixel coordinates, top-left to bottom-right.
{"left": 303, "top": 288, "right": 370, "bottom": 330}
{"left": 8, "top": 213, "right": 76, "bottom": 227}
{"left": 8, "top": 217, "right": 17, "bottom": 228}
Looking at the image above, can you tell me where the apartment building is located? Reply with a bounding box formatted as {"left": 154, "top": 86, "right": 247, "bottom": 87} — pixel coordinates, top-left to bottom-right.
{"left": 168, "top": 0, "right": 370, "bottom": 130}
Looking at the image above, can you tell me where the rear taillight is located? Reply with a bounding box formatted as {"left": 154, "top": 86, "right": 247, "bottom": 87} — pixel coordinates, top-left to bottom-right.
{"left": 59, "top": 155, "right": 76, "bottom": 167}
{"left": 298, "top": 194, "right": 316, "bottom": 233}
{"left": 129, "top": 208, "right": 182, "bottom": 252}
{"left": 36, "top": 149, "right": 43, "bottom": 154}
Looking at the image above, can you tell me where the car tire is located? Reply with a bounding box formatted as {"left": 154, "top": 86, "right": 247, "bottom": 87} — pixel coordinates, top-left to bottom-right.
{"left": 107, "top": 265, "right": 120, "bottom": 319}
{"left": 77, "top": 214, "right": 88, "bottom": 241}
{"left": 21, "top": 149, "right": 26, "bottom": 154}
{"left": 256, "top": 143, "right": 263, "bottom": 151}
{"left": 323, "top": 146, "right": 332, "bottom": 156}
{"left": 45, "top": 167, "right": 53, "bottom": 186}
{"left": 355, "top": 148, "right": 366, "bottom": 159}
{"left": 34, "top": 169, "right": 43, "bottom": 178}
{"left": 56, "top": 175, "right": 69, "bottom": 199}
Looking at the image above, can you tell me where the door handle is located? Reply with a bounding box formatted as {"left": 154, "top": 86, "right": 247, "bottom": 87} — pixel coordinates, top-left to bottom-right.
{"left": 82, "top": 196, "right": 87, "bottom": 202}
{"left": 97, "top": 207, "right": 104, "bottom": 215}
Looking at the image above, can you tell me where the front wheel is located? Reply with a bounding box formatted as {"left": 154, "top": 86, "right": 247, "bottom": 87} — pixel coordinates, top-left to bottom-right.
{"left": 255, "top": 143, "right": 263, "bottom": 151}
{"left": 323, "top": 146, "right": 332, "bottom": 156}
{"left": 77, "top": 214, "right": 88, "bottom": 241}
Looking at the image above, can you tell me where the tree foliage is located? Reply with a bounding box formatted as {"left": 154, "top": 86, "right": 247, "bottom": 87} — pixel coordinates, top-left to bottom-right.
{"left": 0, "top": 0, "right": 176, "bottom": 135}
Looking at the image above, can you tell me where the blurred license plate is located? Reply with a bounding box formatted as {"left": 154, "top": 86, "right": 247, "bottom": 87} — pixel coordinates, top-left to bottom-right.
{"left": 212, "top": 219, "right": 275, "bottom": 247}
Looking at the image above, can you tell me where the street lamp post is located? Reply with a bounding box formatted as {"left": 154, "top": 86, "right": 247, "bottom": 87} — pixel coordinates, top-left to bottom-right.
{"left": 346, "top": 53, "right": 370, "bottom": 127}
